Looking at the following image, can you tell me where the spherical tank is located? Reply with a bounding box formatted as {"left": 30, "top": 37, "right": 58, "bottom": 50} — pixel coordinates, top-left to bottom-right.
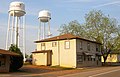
{"left": 9, "top": 1, "right": 26, "bottom": 17}
{"left": 38, "top": 10, "right": 51, "bottom": 22}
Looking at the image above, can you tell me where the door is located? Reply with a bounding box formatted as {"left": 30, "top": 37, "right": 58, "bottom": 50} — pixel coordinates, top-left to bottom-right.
{"left": 47, "top": 51, "right": 52, "bottom": 66}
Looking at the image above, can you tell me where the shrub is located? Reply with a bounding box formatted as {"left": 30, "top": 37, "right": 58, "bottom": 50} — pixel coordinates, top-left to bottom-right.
{"left": 9, "top": 44, "right": 23, "bottom": 71}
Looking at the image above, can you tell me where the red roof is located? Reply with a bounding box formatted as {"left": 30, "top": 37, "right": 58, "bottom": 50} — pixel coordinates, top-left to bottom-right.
{"left": 35, "top": 33, "right": 101, "bottom": 44}
{"left": 0, "top": 49, "right": 19, "bottom": 56}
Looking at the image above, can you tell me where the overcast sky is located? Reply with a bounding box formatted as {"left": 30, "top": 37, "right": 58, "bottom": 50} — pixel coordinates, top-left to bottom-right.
{"left": 0, "top": 0, "right": 120, "bottom": 55}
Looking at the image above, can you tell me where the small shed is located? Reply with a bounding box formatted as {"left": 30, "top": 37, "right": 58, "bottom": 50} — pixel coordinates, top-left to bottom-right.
{"left": 0, "top": 49, "right": 19, "bottom": 72}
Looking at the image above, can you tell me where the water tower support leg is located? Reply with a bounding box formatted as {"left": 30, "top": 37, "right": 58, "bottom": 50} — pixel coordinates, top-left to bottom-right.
{"left": 43, "top": 23, "right": 45, "bottom": 39}
{"left": 38, "top": 21, "right": 41, "bottom": 40}
{"left": 6, "top": 14, "right": 11, "bottom": 50}
{"left": 23, "top": 16, "right": 26, "bottom": 62}
{"left": 48, "top": 20, "right": 51, "bottom": 37}
{"left": 11, "top": 12, "right": 15, "bottom": 44}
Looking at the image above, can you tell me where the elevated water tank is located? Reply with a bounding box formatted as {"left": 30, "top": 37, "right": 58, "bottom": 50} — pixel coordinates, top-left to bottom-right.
{"left": 9, "top": 1, "right": 26, "bottom": 17}
{"left": 38, "top": 10, "right": 51, "bottom": 22}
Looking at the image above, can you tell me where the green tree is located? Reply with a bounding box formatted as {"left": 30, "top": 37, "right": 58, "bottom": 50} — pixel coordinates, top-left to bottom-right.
{"left": 85, "top": 10, "right": 118, "bottom": 64}
{"left": 9, "top": 44, "right": 23, "bottom": 71}
{"left": 58, "top": 20, "right": 86, "bottom": 37}
{"left": 112, "top": 26, "right": 120, "bottom": 52}
{"left": 58, "top": 10, "right": 120, "bottom": 64}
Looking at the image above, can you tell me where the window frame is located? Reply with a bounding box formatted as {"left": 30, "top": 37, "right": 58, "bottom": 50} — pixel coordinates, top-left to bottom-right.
{"left": 87, "top": 42, "right": 90, "bottom": 51}
{"left": 41, "top": 43, "right": 45, "bottom": 50}
{"left": 96, "top": 44, "right": 99, "bottom": 51}
{"left": 65, "top": 41, "right": 70, "bottom": 49}
{"left": 79, "top": 41, "right": 83, "bottom": 50}
{"left": 0, "top": 55, "right": 5, "bottom": 67}
{"left": 41, "top": 43, "right": 45, "bottom": 46}
{"left": 77, "top": 54, "right": 83, "bottom": 63}
{"left": 52, "top": 42, "right": 57, "bottom": 47}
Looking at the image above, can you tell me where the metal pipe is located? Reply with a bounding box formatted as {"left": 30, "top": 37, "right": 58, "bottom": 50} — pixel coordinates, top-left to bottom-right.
{"left": 43, "top": 23, "right": 45, "bottom": 39}
{"left": 17, "top": 17, "right": 19, "bottom": 46}
{"left": 23, "top": 15, "right": 26, "bottom": 62}
{"left": 38, "top": 21, "right": 41, "bottom": 40}
{"left": 38, "top": 23, "right": 40, "bottom": 40}
{"left": 18, "top": 17, "right": 21, "bottom": 47}
{"left": 40, "top": 22, "right": 41, "bottom": 40}
{"left": 14, "top": 16, "right": 19, "bottom": 46}
{"left": 48, "top": 19, "right": 51, "bottom": 37}
{"left": 6, "top": 13, "right": 11, "bottom": 50}
{"left": 11, "top": 11, "right": 15, "bottom": 44}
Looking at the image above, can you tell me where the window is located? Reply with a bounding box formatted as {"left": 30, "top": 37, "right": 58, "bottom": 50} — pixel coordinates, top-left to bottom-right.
{"left": 88, "top": 56, "right": 90, "bottom": 61}
{"left": 0, "top": 54, "right": 5, "bottom": 58}
{"left": 0, "top": 55, "right": 5, "bottom": 67}
{"left": 1, "top": 61, "right": 5, "bottom": 66}
{"left": 98, "top": 56, "right": 101, "bottom": 61}
{"left": 80, "top": 41, "right": 82, "bottom": 50}
{"left": 41, "top": 43, "right": 45, "bottom": 46}
{"left": 87, "top": 56, "right": 91, "bottom": 61}
{"left": 65, "top": 41, "right": 70, "bottom": 49}
{"left": 52, "top": 42, "right": 57, "bottom": 47}
{"left": 96, "top": 44, "right": 99, "bottom": 51}
{"left": 77, "top": 54, "right": 83, "bottom": 63}
{"left": 84, "top": 55, "right": 86, "bottom": 61}
{"left": 41, "top": 43, "right": 45, "bottom": 50}
{"left": 87, "top": 42, "right": 90, "bottom": 51}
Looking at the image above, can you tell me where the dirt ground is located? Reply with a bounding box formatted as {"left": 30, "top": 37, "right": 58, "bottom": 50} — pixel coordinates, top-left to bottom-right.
{"left": 0, "top": 65, "right": 85, "bottom": 77}
{"left": 1, "top": 64, "right": 110, "bottom": 77}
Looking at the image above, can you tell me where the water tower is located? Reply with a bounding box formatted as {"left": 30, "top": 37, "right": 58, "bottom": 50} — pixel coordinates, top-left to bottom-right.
{"left": 38, "top": 10, "right": 52, "bottom": 40}
{"left": 6, "top": 1, "right": 26, "bottom": 61}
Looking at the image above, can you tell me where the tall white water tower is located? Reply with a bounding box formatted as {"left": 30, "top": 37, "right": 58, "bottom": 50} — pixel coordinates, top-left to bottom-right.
{"left": 38, "top": 10, "right": 52, "bottom": 40}
{"left": 6, "top": 1, "right": 26, "bottom": 61}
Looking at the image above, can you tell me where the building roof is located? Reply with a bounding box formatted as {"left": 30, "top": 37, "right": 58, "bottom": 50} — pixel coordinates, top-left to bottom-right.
{"left": 0, "top": 49, "right": 19, "bottom": 56}
{"left": 35, "top": 33, "right": 101, "bottom": 44}
{"left": 32, "top": 50, "right": 52, "bottom": 53}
